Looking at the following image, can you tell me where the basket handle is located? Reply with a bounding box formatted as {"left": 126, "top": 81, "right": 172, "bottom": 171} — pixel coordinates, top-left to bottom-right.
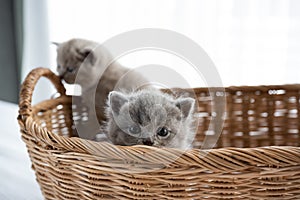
{"left": 19, "top": 67, "right": 66, "bottom": 118}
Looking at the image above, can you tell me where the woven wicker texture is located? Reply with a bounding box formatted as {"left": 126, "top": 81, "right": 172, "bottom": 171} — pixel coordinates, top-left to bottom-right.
{"left": 18, "top": 68, "right": 300, "bottom": 199}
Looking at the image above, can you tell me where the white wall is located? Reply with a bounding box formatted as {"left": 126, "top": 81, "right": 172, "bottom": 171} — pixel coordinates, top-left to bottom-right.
{"left": 47, "top": 0, "right": 300, "bottom": 88}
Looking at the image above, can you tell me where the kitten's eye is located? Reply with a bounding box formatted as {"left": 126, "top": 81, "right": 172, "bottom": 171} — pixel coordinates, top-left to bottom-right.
{"left": 66, "top": 67, "right": 74, "bottom": 73}
{"left": 57, "top": 65, "right": 61, "bottom": 69}
{"left": 157, "top": 127, "right": 169, "bottom": 138}
{"left": 128, "top": 125, "right": 141, "bottom": 135}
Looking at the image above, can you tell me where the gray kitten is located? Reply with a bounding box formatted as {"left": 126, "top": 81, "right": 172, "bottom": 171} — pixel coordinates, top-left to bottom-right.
{"left": 55, "top": 38, "right": 148, "bottom": 139}
{"left": 105, "top": 89, "right": 196, "bottom": 149}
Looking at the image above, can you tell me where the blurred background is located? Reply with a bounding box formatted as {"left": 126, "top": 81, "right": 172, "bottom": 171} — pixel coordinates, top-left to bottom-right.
{"left": 1, "top": 1, "right": 300, "bottom": 198}
{"left": 1, "top": 0, "right": 300, "bottom": 104}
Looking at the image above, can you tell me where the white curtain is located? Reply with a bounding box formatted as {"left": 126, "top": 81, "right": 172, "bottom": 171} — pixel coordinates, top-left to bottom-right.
{"left": 22, "top": 0, "right": 53, "bottom": 104}
{"left": 46, "top": 0, "right": 300, "bottom": 88}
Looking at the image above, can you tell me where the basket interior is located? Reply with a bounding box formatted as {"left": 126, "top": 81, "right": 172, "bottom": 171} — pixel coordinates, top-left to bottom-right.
{"left": 31, "top": 86, "right": 300, "bottom": 149}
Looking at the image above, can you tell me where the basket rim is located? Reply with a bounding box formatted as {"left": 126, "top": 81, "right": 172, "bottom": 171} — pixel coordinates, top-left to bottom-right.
{"left": 19, "top": 109, "right": 300, "bottom": 170}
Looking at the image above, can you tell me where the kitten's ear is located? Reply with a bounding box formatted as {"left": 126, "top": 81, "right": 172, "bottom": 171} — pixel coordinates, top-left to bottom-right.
{"left": 51, "top": 42, "right": 59, "bottom": 46}
{"left": 79, "top": 47, "right": 96, "bottom": 65}
{"left": 175, "top": 98, "right": 195, "bottom": 118}
{"left": 109, "top": 91, "right": 128, "bottom": 115}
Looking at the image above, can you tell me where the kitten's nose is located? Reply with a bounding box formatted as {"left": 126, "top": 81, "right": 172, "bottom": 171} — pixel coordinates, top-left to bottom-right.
{"left": 59, "top": 71, "right": 66, "bottom": 79}
{"left": 142, "top": 138, "right": 154, "bottom": 146}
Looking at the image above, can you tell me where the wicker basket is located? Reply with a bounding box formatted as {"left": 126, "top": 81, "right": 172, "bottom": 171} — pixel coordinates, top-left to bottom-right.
{"left": 18, "top": 67, "right": 300, "bottom": 200}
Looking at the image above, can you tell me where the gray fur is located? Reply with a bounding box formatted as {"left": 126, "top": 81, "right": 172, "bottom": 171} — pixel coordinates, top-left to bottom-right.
{"left": 105, "top": 89, "right": 196, "bottom": 149}
{"left": 55, "top": 38, "right": 148, "bottom": 139}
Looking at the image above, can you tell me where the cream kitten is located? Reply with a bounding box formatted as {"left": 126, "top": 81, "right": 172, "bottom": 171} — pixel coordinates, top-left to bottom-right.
{"left": 105, "top": 89, "right": 196, "bottom": 149}
{"left": 55, "top": 38, "right": 148, "bottom": 139}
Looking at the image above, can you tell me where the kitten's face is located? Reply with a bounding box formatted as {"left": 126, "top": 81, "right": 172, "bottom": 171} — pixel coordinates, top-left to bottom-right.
{"left": 55, "top": 39, "right": 100, "bottom": 90}
{"left": 107, "top": 90, "right": 196, "bottom": 149}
